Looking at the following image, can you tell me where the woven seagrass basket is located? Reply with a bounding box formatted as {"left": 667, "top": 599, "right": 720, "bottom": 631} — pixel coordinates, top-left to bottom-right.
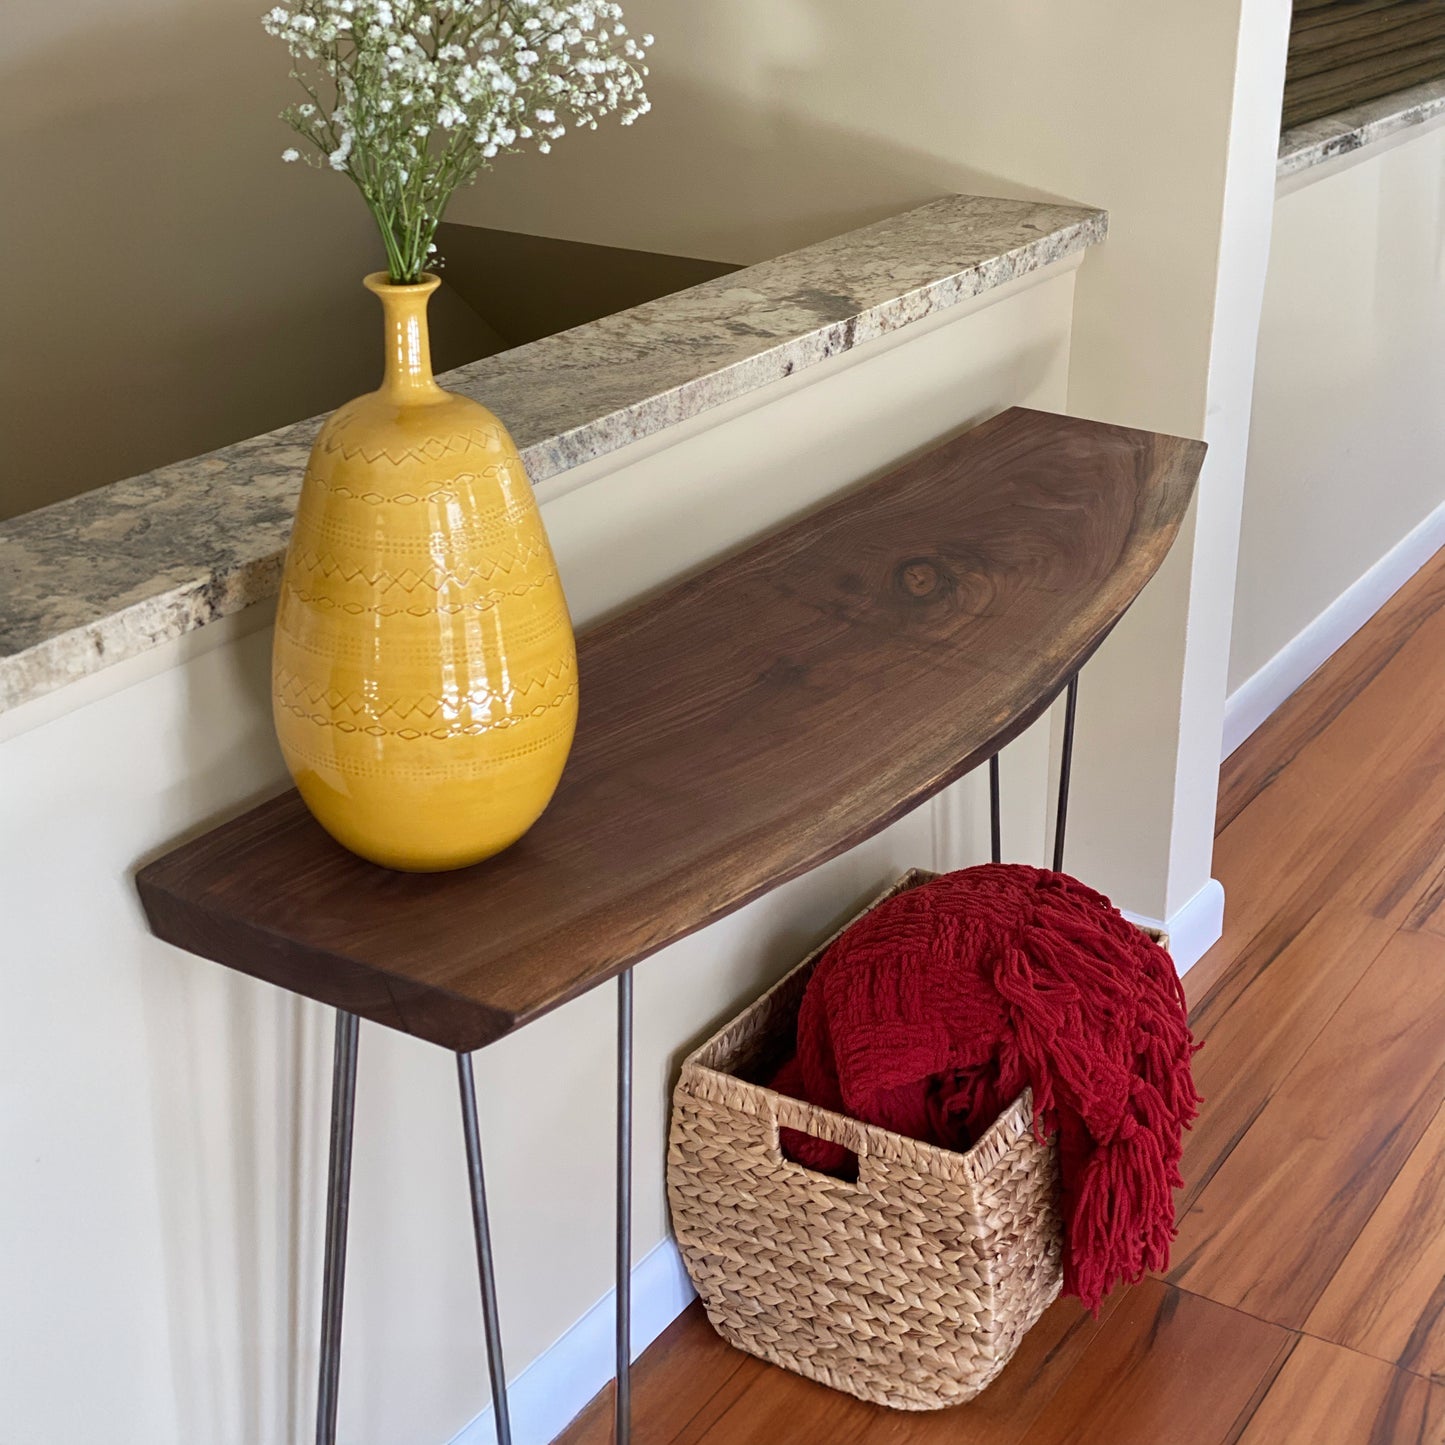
{"left": 667, "top": 868, "right": 1167, "bottom": 1411}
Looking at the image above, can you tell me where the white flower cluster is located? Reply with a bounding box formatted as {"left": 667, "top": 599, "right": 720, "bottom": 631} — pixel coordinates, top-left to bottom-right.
{"left": 262, "top": 0, "right": 652, "bottom": 279}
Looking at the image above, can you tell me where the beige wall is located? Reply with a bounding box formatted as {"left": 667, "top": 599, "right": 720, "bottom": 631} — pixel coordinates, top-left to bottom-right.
{"left": 460, "top": 0, "right": 1292, "bottom": 928}
{"left": 1229, "top": 120, "right": 1445, "bottom": 695}
{"left": 0, "top": 265, "right": 1080, "bottom": 1445}
{"left": 0, "top": 0, "right": 502, "bottom": 522}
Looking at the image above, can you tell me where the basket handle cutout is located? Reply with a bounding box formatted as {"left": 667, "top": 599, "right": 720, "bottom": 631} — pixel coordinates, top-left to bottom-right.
{"left": 767, "top": 1091, "right": 877, "bottom": 1190}
{"left": 781, "top": 1131, "right": 861, "bottom": 1184}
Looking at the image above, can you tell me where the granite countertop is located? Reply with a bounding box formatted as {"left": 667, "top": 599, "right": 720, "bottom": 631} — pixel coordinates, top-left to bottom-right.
{"left": 0, "top": 193, "right": 1106, "bottom": 717}
{"left": 1278, "top": 75, "right": 1445, "bottom": 179}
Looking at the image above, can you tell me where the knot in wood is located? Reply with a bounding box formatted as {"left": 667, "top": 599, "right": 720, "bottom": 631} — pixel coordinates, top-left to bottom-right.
{"left": 896, "top": 557, "right": 952, "bottom": 601}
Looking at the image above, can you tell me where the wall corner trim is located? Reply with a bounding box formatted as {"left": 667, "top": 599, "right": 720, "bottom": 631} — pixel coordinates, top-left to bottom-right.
{"left": 1222, "top": 499, "right": 1445, "bottom": 760}
{"left": 1125, "top": 877, "right": 1226, "bottom": 977}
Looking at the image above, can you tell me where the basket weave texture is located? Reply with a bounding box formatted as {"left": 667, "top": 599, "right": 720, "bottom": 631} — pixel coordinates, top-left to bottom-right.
{"left": 667, "top": 869, "right": 1167, "bottom": 1411}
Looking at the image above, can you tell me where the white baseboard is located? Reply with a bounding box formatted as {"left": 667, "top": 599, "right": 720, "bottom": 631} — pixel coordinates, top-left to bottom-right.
{"left": 1222, "top": 501, "right": 1445, "bottom": 759}
{"left": 450, "top": 877, "right": 1225, "bottom": 1445}
{"left": 448, "top": 1237, "right": 695, "bottom": 1445}
{"left": 1125, "top": 876, "right": 1226, "bottom": 977}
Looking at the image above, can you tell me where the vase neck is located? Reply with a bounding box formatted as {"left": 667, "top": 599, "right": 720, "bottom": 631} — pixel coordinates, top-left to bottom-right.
{"left": 364, "top": 272, "right": 444, "bottom": 402}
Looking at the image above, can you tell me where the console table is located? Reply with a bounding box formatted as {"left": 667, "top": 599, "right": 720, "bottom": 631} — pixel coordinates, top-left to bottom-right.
{"left": 136, "top": 406, "right": 1203, "bottom": 1445}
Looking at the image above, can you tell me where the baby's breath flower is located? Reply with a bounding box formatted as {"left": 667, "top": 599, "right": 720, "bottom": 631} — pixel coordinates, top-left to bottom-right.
{"left": 262, "top": 0, "right": 652, "bottom": 282}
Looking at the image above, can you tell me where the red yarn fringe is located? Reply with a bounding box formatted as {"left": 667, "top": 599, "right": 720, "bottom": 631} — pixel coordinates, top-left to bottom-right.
{"left": 771, "top": 866, "right": 1200, "bottom": 1312}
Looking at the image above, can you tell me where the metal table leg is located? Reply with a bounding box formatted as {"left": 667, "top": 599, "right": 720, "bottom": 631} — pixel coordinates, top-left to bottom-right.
{"left": 1053, "top": 673, "right": 1080, "bottom": 872}
{"left": 457, "top": 1053, "right": 514, "bottom": 1445}
{"left": 988, "top": 753, "right": 1002, "bottom": 864}
{"left": 316, "top": 1010, "right": 359, "bottom": 1445}
{"left": 615, "top": 969, "right": 634, "bottom": 1445}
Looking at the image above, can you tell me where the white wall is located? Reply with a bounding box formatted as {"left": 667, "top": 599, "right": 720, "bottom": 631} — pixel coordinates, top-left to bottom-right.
{"left": 0, "top": 265, "right": 1080, "bottom": 1445}
{"left": 1228, "top": 119, "right": 1445, "bottom": 708}
{"left": 458, "top": 0, "right": 1295, "bottom": 929}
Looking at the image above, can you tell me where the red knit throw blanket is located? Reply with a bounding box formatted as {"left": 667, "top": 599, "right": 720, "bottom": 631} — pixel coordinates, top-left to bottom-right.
{"left": 771, "top": 866, "right": 1199, "bottom": 1311}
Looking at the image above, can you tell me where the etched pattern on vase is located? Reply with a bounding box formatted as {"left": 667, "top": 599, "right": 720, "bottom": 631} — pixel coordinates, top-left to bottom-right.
{"left": 272, "top": 273, "right": 577, "bottom": 871}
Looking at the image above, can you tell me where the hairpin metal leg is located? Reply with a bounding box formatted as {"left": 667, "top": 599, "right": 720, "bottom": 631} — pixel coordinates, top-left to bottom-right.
{"left": 988, "top": 753, "right": 1002, "bottom": 865}
{"left": 1053, "top": 673, "right": 1080, "bottom": 873}
{"left": 457, "top": 1053, "right": 514, "bottom": 1445}
{"left": 316, "top": 1010, "right": 359, "bottom": 1445}
{"left": 615, "top": 968, "right": 635, "bottom": 1445}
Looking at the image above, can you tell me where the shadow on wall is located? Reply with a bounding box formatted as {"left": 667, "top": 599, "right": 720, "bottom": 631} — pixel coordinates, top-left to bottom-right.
{"left": 130, "top": 620, "right": 319, "bottom": 1445}
{"left": 449, "top": 0, "right": 1080, "bottom": 263}
{"left": 0, "top": 0, "right": 502, "bottom": 523}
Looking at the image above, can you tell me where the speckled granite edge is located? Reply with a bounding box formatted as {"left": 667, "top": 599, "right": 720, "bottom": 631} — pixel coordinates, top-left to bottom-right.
{"left": 1278, "top": 76, "right": 1445, "bottom": 179}
{"left": 0, "top": 193, "right": 1106, "bottom": 716}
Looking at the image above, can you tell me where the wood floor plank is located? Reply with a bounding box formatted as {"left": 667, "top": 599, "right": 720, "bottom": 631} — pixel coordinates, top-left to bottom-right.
{"left": 1307, "top": 1101, "right": 1445, "bottom": 1380}
{"left": 1182, "top": 931, "right": 1240, "bottom": 1012}
{"left": 555, "top": 1306, "right": 753, "bottom": 1445}
{"left": 1216, "top": 564, "right": 1445, "bottom": 860}
{"left": 1217, "top": 546, "right": 1445, "bottom": 834}
{"left": 1178, "top": 690, "right": 1445, "bottom": 1217}
{"left": 835, "top": 1291, "right": 1128, "bottom": 1445}
{"left": 1404, "top": 860, "right": 1445, "bottom": 938}
{"left": 1235, "top": 1333, "right": 1445, "bottom": 1445}
{"left": 1184, "top": 560, "right": 1445, "bottom": 1051}
{"left": 1020, "top": 1279, "right": 1292, "bottom": 1445}
{"left": 1209, "top": 627, "right": 1445, "bottom": 960}
{"left": 633, "top": 1291, "right": 1126, "bottom": 1445}
{"left": 1179, "top": 904, "right": 1394, "bottom": 1214}
{"left": 1171, "top": 930, "right": 1445, "bottom": 1327}
{"left": 680, "top": 1285, "right": 1283, "bottom": 1445}
{"left": 686, "top": 1352, "right": 879, "bottom": 1445}
{"left": 669, "top": 1356, "right": 787, "bottom": 1445}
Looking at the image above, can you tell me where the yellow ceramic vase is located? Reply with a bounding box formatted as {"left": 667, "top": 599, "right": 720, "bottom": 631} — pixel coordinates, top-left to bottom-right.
{"left": 272, "top": 272, "right": 578, "bottom": 871}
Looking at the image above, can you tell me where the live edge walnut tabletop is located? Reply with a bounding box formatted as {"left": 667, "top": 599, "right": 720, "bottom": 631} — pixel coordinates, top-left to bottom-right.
{"left": 136, "top": 406, "right": 1204, "bottom": 1445}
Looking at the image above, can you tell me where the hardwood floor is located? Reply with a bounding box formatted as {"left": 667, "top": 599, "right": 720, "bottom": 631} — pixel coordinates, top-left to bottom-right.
{"left": 557, "top": 548, "right": 1445, "bottom": 1445}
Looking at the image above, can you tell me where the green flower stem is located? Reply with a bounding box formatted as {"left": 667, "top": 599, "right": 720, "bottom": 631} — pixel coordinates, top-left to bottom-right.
{"left": 265, "top": 1, "right": 653, "bottom": 285}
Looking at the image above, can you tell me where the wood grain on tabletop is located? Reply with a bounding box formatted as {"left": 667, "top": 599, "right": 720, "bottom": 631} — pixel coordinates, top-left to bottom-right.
{"left": 136, "top": 408, "right": 1202, "bottom": 1052}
